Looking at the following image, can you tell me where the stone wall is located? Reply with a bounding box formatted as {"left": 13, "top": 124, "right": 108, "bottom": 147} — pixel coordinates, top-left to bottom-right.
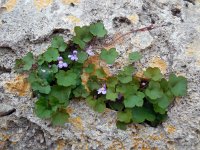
{"left": 0, "top": 0, "right": 200, "bottom": 149}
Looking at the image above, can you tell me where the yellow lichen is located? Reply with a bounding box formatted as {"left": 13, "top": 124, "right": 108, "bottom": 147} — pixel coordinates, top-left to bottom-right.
{"left": 128, "top": 14, "right": 139, "bottom": 25}
{"left": 3, "top": 0, "right": 17, "bottom": 12}
{"left": 149, "top": 57, "right": 167, "bottom": 74}
{"left": 66, "top": 15, "right": 81, "bottom": 23}
{"left": 108, "top": 139, "right": 125, "bottom": 150}
{"left": 132, "top": 138, "right": 151, "bottom": 150}
{"left": 166, "top": 125, "right": 176, "bottom": 134}
{"left": 66, "top": 107, "right": 73, "bottom": 114}
{"left": 68, "top": 116, "right": 84, "bottom": 130}
{"left": 34, "top": 0, "right": 53, "bottom": 10}
{"left": 56, "top": 140, "right": 66, "bottom": 150}
{"left": 4, "top": 74, "right": 31, "bottom": 96}
{"left": 62, "top": 0, "right": 80, "bottom": 5}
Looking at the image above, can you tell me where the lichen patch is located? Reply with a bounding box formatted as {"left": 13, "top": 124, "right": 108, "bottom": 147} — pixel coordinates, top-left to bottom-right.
{"left": 62, "top": 0, "right": 80, "bottom": 5}
{"left": 3, "top": 0, "right": 17, "bottom": 12}
{"left": 68, "top": 116, "right": 84, "bottom": 130}
{"left": 149, "top": 57, "right": 167, "bottom": 74}
{"left": 34, "top": 0, "right": 53, "bottom": 10}
{"left": 166, "top": 125, "right": 176, "bottom": 134}
{"left": 128, "top": 14, "right": 139, "bottom": 25}
{"left": 4, "top": 74, "right": 31, "bottom": 96}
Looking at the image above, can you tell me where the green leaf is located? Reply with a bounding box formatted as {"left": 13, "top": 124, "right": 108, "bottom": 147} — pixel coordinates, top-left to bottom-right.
{"left": 15, "top": 59, "right": 25, "bottom": 73}
{"left": 157, "top": 95, "right": 171, "bottom": 109}
{"left": 55, "top": 70, "right": 78, "bottom": 87}
{"left": 50, "top": 64, "right": 58, "bottom": 73}
{"left": 22, "top": 52, "right": 35, "bottom": 71}
{"left": 117, "top": 65, "right": 135, "bottom": 83}
{"left": 35, "top": 97, "right": 52, "bottom": 119}
{"left": 73, "top": 37, "right": 86, "bottom": 49}
{"left": 49, "top": 85, "right": 71, "bottom": 104}
{"left": 108, "top": 101, "right": 124, "bottom": 111}
{"left": 37, "top": 55, "right": 45, "bottom": 65}
{"left": 87, "top": 77, "right": 100, "bottom": 91}
{"left": 89, "top": 22, "right": 107, "bottom": 37}
{"left": 153, "top": 104, "right": 166, "bottom": 114}
{"left": 106, "top": 77, "right": 118, "bottom": 88}
{"left": 73, "top": 26, "right": 93, "bottom": 49}
{"left": 144, "top": 67, "right": 163, "bottom": 81}
{"left": 95, "top": 68, "right": 106, "bottom": 78}
{"left": 106, "top": 88, "right": 118, "bottom": 101}
{"left": 86, "top": 96, "right": 106, "bottom": 113}
{"left": 52, "top": 111, "right": 69, "bottom": 126}
{"left": 169, "top": 74, "right": 187, "bottom": 96}
{"left": 123, "top": 65, "right": 135, "bottom": 75}
{"left": 77, "top": 51, "right": 88, "bottom": 63}
{"left": 43, "top": 47, "right": 59, "bottom": 62}
{"left": 84, "top": 64, "right": 95, "bottom": 73}
{"left": 95, "top": 100, "right": 106, "bottom": 113}
{"left": 132, "top": 107, "right": 155, "bottom": 123}
{"left": 116, "top": 84, "right": 139, "bottom": 98}
{"left": 100, "top": 48, "right": 118, "bottom": 64}
{"left": 38, "top": 65, "right": 54, "bottom": 83}
{"left": 73, "top": 85, "right": 89, "bottom": 98}
{"left": 117, "top": 109, "right": 132, "bottom": 123}
{"left": 124, "top": 92, "right": 145, "bottom": 108}
{"left": 116, "top": 121, "right": 127, "bottom": 130}
{"left": 129, "top": 52, "right": 142, "bottom": 62}
{"left": 145, "top": 81, "right": 163, "bottom": 99}
{"left": 117, "top": 73, "right": 132, "bottom": 83}
{"left": 31, "top": 82, "right": 51, "bottom": 94}
{"left": 51, "top": 36, "right": 67, "bottom": 52}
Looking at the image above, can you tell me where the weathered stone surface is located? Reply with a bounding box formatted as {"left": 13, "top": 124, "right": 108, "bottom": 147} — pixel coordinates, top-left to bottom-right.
{"left": 0, "top": 0, "right": 200, "bottom": 149}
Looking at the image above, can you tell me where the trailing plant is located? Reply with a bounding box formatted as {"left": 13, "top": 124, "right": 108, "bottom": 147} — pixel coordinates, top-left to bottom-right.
{"left": 15, "top": 22, "right": 187, "bottom": 129}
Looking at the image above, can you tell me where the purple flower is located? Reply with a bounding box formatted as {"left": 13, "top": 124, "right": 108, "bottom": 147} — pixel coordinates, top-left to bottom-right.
{"left": 57, "top": 56, "right": 63, "bottom": 61}
{"left": 68, "top": 50, "right": 78, "bottom": 61}
{"left": 86, "top": 46, "right": 95, "bottom": 56}
{"left": 62, "top": 62, "right": 68, "bottom": 67}
{"left": 57, "top": 59, "right": 68, "bottom": 69}
{"left": 97, "top": 84, "right": 107, "bottom": 95}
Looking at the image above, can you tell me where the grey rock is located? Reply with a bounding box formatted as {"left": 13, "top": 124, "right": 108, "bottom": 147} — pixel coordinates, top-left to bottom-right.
{"left": 0, "top": 0, "right": 200, "bottom": 149}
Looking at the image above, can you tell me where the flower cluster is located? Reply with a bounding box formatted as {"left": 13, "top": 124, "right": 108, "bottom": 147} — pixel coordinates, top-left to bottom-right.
{"left": 68, "top": 50, "right": 78, "bottom": 61}
{"left": 57, "top": 56, "right": 68, "bottom": 68}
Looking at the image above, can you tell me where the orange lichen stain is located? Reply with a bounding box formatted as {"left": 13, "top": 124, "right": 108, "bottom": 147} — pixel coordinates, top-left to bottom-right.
{"left": 66, "top": 15, "right": 81, "bottom": 23}
{"left": 68, "top": 116, "right": 84, "bottom": 130}
{"left": 5, "top": 74, "right": 31, "bottom": 96}
{"left": 3, "top": 0, "right": 17, "bottom": 12}
{"left": 66, "top": 107, "right": 73, "bottom": 114}
{"left": 82, "top": 55, "right": 111, "bottom": 91}
{"left": 34, "top": 0, "right": 53, "bottom": 10}
{"left": 62, "top": 0, "right": 80, "bottom": 5}
{"left": 148, "top": 134, "right": 164, "bottom": 141}
{"left": 56, "top": 140, "right": 65, "bottom": 150}
{"left": 0, "top": 133, "right": 10, "bottom": 141}
{"left": 108, "top": 139, "right": 125, "bottom": 150}
{"left": 149, "top": 57, "right": 167, "bottom": 74}
{"left": 132, "top": 138, "right": 151, "bottom": 150}
{"left": 166, "top": 125, "right": 176, "bottom": 134}
{"left": 128, "top": 14, "right": 139, "bottom": 24}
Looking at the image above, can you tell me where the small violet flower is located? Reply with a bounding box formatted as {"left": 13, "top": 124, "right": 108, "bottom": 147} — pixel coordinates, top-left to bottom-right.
{"left": 86, "top": 46, "right": 95, "bottom": 56}
{"left": 97, "top": 84, "right": 107, "bottom": 95}
{"left": 57, "top": 56, "right": 68, "bottom": 69}
{"left": 68, "top": 50, "right": 78, "bottom": 61}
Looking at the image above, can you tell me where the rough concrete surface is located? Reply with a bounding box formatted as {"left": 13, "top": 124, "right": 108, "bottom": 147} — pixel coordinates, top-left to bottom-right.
{"left": 0, "top": 0, "right": 200, "bottom": 149}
